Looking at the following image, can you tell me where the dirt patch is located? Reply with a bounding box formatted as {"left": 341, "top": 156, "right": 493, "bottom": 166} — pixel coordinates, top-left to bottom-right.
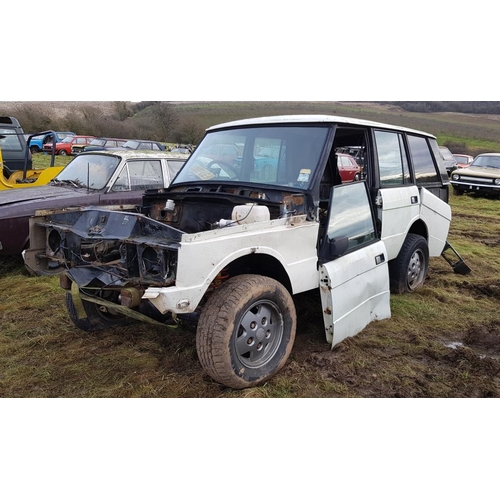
{"left": 459, "top": 280, "right": 500, "bottom": 299}
{"left": 464, "top": 322, "right": 500, "bottom": 354}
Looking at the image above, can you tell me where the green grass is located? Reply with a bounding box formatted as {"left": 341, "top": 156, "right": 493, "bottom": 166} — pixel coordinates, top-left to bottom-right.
{"left": 31, "top": 153, "right": 73, "bottom": 170}
{"left": 1, "top": 189, "right": 499, "bottom": 398}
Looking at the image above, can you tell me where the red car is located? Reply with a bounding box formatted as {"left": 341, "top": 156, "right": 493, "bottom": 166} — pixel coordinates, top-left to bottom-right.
{"left": 42, "top": 135, "right": 95, "bottom": 156}
{"left": 453, "top": 154, "right": 474, "bottom": 169}
{"left": 337, "top": 153, "right": 361, "bottom": 182}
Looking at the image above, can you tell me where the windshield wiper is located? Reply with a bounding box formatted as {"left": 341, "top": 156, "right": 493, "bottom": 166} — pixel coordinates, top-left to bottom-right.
{"left": 51, "top": 179, "right": 81, "bottom": 188}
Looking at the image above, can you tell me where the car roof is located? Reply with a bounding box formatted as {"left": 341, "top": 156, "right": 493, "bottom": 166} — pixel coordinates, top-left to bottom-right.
{"left": 207, "top": 114, "right": 437, "bottom": 138}
{"left": 78, "top": 150, "right": 189, "bottom": 160}
{"left": 477, "top": 153, "right": 500, "bottom": 157}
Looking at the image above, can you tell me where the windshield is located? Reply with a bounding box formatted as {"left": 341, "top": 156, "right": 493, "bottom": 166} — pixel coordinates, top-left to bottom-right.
{"left": 173, "top": 125, "right": 330, "bottom": 189}
{"left": 471, "top": 155, "right": 500, "bottom": 169}
{"left": 62, "top": 136, "right": 74, "bottom": 144}
{"left": 89, "top": 139, "right": 106, "bottom": 147}
{"left": 122, "top": 140, "right": 140, "bottom": 149}
{"left": 54, "top": 154, "right": 120, "bottom": 189}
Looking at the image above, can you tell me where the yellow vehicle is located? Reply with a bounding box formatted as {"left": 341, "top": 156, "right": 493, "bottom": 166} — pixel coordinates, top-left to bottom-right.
{"left": 1, "top": 129, "right": 65, "bottom": 190}
{"left": 0, "top": 147, "right": 64, "bottom": 190}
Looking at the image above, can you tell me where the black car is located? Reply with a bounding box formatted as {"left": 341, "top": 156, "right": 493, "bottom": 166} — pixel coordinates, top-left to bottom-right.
{"left": 0, "top": 116, "right": 32, "bottom": 175}
{"left": 80, "top": 137, "right": 128, "bottom": 153}
{"left": 439, "top": 146, "right": 459, "bottom": 177}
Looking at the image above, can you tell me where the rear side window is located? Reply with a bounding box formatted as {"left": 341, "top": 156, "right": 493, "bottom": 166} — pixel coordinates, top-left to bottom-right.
{"left": 112, "top": 160, "right": 164, "bottom": 191}
{"left": 407, "top": 135, "right": 439, "bottom": 184}
{"left": 0, "top": 128, "right": 23, "bottom": 151}
{"left": 375, "top": 130, "right": 410, "bottom": 186}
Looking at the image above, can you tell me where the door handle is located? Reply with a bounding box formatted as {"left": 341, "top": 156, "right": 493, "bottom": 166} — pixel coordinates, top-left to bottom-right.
{"left": 411, "top": 196, "right": 419, "bottom": 204}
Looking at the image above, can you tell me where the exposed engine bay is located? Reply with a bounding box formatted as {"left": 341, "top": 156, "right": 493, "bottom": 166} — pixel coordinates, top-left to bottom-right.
{"left": 25, "top": 184, "right": 310, "bottom": 291}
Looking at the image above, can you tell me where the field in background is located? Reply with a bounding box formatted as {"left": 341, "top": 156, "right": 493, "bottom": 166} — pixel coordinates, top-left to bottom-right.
{"left": 0, "top": 189, "right": 499, "bottom": 398}
{"left": 2, "top": 101, "right": 500, "bottom": 156}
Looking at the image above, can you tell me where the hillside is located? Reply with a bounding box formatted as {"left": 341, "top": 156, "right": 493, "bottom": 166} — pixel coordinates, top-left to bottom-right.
{"left": 2, "top": 101, "right": 500, "bottom": 155}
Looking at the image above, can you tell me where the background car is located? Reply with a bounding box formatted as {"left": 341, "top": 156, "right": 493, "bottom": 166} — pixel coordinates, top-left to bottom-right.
{"left": 115, "top": 139, "right": 166, "bottom": 151}
{"left": 28, "top": 132, "right": 75, "bottom": 154}
{"left": 0, "top": 116, "right": 32, "bottom": 174}
{"left": 439, "top": 146, "right": 459, "bottom": 176}
{"left": 0, "top": 150, "right": 189, "bottom": 256}
{"left": 80, "top": 137, "right": 128, "bottom": 153}
{"left": 450, "top": 153, "right": 500, "bottom": 197}
{"left": 42, "top": 135, "right": 95, "bottom": 156}
{"left": 337, "top": 153, "right": 362, "bottom": 182}
{"left": 170, "top": 147, "right": 192, "bottom": 154}
{"left": 453, "top": 154, "right": 474, "bottom": 169}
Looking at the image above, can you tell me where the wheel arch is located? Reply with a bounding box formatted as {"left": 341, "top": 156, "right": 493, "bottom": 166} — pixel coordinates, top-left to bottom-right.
{"left": 223, "top": 253, "right": 293, "bottom": 295}
{"left": 408, "top": 219, "right": 428, "bottom": 241}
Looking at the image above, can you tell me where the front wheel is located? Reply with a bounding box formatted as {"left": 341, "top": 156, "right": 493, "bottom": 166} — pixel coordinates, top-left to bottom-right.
{"left": 196, "top": 275, "right": 297, "bottom": 389}
{"left": 58, "top": 149, "right": 68, "bottom": 156}
{"left": 389, "top": 234, "right": 429, "bottom": 294}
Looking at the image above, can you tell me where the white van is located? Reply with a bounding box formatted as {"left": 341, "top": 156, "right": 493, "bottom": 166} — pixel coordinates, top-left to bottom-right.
{"left": 25, "top": 115, "right": 465, "bottom": 389}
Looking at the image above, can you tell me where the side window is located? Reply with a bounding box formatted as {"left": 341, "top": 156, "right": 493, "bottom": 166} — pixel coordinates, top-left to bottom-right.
{"left": 327, "top": 182, "right": 376, "bottom": 255}
{"left": 407, "top": 135, "right": 439, "bottom": 184}
{"left": 112, "top": 160, "right": 164, "bottom": 191}
{"left": 375, "top": 130, "right": 410, "bottom": 186}
{"left": 0, "top": 129, "right": 22, "bottom": 150}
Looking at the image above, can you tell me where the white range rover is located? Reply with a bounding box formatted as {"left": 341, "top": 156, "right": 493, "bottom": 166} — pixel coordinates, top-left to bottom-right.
{"left": 24, "top": 115, "right": 468, "bottom": 389}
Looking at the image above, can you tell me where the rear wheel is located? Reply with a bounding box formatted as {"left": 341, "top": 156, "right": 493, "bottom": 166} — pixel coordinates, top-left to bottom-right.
{"left": 196, "top": 275, "right": 296, "bottom": 389}
{"left": 389, "top": 234, "right": 429, "bottom": 294}
{"left": 65, "top": 289, "right": 131, "bottom": 332}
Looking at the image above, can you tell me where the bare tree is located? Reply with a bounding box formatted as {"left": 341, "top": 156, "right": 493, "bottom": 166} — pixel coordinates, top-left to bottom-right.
{"left": 113, "top": 101, "right": 132, "bottom": 121}
{"left": 150, "top": 102, "right": 178, "bottom": 142}
{"left": 179, "top": 118, "right": 205, "bottom": 145}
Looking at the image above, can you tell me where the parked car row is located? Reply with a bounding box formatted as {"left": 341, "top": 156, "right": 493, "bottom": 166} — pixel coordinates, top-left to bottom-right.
{"left": 38, "top": 136, "right": 173, "bottom": 156}
{"left": 43, "top": 135, "right": 95, "bottom": 156}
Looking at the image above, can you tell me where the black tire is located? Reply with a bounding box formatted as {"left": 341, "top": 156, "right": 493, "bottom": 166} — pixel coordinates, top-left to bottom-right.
{"left": 30, "top": 146, "right": 40, "bottom": 154}
{"left": 389, "top": 234, "right": 429, "bottom": 295}
{"left": 196, "top": 274, "right": 297, "bottom": 389}
{"left": 58, "top": 149, "right": 68, "bottom": 156}
{"left": 65, "top": 289, "right": 131, "bottom": 332}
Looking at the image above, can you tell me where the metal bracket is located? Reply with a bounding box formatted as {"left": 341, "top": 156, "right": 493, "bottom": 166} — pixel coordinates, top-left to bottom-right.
{"left": 441, "top": 241, "right": 472, "bottom": 276}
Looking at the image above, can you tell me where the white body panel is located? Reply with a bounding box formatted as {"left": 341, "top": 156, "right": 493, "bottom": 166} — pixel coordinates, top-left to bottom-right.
{"left": 146, "top": 216, "right": 320, "bottom": 314}
{"left": 379, "top": 186, "right": 421, "bottom": 261}
{"left": 419, "top": 188, "right": 452, "bottom": 256}
{"left": 319, "top": 240, "right": 391, "bottom": 347}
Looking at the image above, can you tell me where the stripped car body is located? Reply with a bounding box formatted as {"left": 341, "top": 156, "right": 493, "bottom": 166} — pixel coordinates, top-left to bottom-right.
{"left": 25, "top": 115, "right": 468, "bottom": 389}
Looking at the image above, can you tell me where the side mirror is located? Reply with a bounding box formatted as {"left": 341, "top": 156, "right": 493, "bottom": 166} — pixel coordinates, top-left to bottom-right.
{"left": 328, "top": 235, "right": 349, "bottom": 258}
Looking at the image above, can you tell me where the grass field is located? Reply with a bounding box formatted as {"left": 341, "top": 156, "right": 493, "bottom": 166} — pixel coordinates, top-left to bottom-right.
{"left": 0, "top": 186, "right": 499, "bottom": 398}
